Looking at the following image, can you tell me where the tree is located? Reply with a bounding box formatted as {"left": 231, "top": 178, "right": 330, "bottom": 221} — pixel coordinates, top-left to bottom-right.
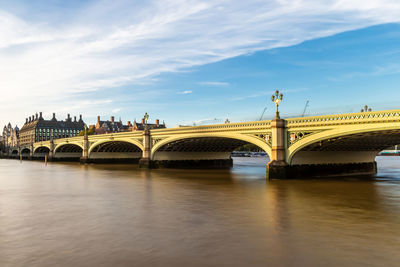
{"left": 78, "top": 126, "right": 95, "bottom": 136}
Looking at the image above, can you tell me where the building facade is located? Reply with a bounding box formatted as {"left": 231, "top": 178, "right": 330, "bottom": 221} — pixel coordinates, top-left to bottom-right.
{"left": 94, "top": 116, "right": 166, "bottom": 134}
{"left": 19, "top": 112, "right": 85, "bottom": 146}
{"left": 2, "top": 123, "right": 19, "bottom": 150}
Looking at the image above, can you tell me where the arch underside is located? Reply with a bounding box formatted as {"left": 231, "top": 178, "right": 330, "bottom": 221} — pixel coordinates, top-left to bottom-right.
{"left": 55, "top": 144, "right": 82, "bottom": 158}
{"left": 21, "top": 148, "right": 30, "bottom": 154}
{"left": 89, "top": 141, "right": 142, "bottom": 159}
{"left": 34, "top": 146, "right": 50, "bottom": 157}
{"left": 153, "top": 137, "right": 261, "bottom": 161}
{"left": 291, "top": 130, "right": 400, "bottom": 165}
{"left": 35, "top": 146, "right": 50, "bottom": 153}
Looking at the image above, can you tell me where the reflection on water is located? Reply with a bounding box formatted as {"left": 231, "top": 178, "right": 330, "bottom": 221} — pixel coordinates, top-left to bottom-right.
{"left": 0, "top": 157, "right": 400, "bottom": 266}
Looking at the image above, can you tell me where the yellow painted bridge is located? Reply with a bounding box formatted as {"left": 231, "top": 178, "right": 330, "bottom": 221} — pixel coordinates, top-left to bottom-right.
{"left": 7, "top": 109, "right": 400, "bottom": 178}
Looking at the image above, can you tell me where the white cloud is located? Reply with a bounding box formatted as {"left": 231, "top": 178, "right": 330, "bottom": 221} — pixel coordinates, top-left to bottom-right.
{"left": 179, "top": 117, "right": 224, "bottom": 126}
{"left": 178, "top": 90, "right": 193, "bottom": 94}
{"left": 199, "top": 81, "right": 230, "bottom": 86}
{"left": 1, "top": 0, "right": 400, "bottom": 126}
{"left": 230, "top": 88, "right": 309, "bottom": 101}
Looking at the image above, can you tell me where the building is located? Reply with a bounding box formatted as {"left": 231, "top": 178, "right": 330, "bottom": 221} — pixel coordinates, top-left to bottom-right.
{"left": 94, "top": 116, "right": 166, "bottom": 134}
{"left": 95, "top": 116, "right": 128, "bottom": 134}
{"left": 0, "top": 135, "right": 3, "bottom": 152}
{"left": 2, "top": 123, "right": 19, "bottom": 150}
{"left": 130, "top": 118, "right": 166, "bottom": 131}
{"left": 18, "top": 112, "right": 85, "bottom": 146}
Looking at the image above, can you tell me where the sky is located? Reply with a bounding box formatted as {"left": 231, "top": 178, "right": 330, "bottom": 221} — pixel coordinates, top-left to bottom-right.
{"left": 1, "top": 0, "right": 400, "bottom": 128}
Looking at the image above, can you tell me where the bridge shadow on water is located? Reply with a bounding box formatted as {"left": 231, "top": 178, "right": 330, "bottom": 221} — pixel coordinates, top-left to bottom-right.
{"left": 24, "top": 155, "right": 400, "bottom": 183}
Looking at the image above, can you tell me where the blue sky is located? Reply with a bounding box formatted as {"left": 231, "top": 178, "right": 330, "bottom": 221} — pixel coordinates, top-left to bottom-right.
{"left": 1, "top": 0, "right": 400, "bottom": 128}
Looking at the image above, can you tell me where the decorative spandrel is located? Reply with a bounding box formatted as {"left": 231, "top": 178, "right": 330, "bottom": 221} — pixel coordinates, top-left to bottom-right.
{"left": 247, "top": 133, "right": 272, "bottom": 146}
{"left": 152, "top": 138, "right": 163, "bottom": 146}
{"left": 287, "top": 131, "right": 324, "bottom": 146}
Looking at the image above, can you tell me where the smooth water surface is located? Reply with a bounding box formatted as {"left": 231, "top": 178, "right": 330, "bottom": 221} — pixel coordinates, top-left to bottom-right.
{"left": 0, "top": 157, "right": 400, "bottom": 266}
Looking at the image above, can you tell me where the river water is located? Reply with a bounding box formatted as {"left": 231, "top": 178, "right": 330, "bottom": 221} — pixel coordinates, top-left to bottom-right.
{"left": 0, "top": 157, "right": 399, "bottom": 266}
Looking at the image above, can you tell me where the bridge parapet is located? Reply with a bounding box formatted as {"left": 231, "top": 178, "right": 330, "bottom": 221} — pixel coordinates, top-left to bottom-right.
{"left": 151, "top": 120, "right": 272, "bottom": 135}
{"left": 286, "top": 109, "right": 400, "bottom": 127}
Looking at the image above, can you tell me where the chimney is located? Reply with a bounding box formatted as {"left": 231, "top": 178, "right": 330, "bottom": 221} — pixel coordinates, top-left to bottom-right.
{"left": 127, "top": 121, "right": 132, "bottom": 127}
{"left": 110, "top": 116, "right": 114, "bottom": 123}
{"left": 39, "top": 112, "right": 43, "bottom": 119}
{"left": 97, "top": 116, "right": 100, "bottom": 124}
{"left": 35, "top": 113, "right": 38, "bottom": 120}
{"left": 52, "top": 113, "right": 56, "bottom": 120}
{"left": 156, "top": 119, "right": 159, "bottom": 127}
{"left": 29, "top": 117, "right": 31, "bottom": 123}
{"left": 25, "top": 118, "right": 28, "bottom": 124}
{"left": 79, "top": 114, "right": 82, "bottom": 122}
{"left": 74, "top": 116, "right": 77, "bottom": 122}
{"left": 32, "top": 114, "right": 35, "bottom": 121}
{"left": 67, "top": 114, "right": 71, "bottom": 121}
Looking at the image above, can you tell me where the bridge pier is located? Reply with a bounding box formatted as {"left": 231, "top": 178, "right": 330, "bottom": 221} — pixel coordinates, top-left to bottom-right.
{"left": 139, "top": 130, "right": 153, "bottom": 168}
{"left": 47, "top": 138, "right": 54, "bottom": 161}
{"left": 80, "top": 130, "right": 89, "bottom": 164}
{"left": 267, "top": 161, "right": 288, "bottom": 179}
{"left": 28, "top": 144, "right": 34, "bottom": 160}
{"left": 266, "top": 117, "right": 289, "bottom": 179}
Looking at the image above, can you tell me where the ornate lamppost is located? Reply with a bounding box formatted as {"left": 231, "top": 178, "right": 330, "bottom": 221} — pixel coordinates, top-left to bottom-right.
{"left": 361, "top": 105, "right": 372, "bottom": 112}
{"left": 143, "top": 112, "right": 149, "bottom": 130}
{"left": 271, "top": 89, "right": 283, "bottom": 119}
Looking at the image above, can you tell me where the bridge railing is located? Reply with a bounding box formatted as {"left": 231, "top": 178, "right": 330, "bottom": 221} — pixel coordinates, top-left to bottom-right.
{"left": 150, "top": 120, "right": 272, "bottom": 135}
{"left": 286, "top": 109, "right": 400, "bottom": 127}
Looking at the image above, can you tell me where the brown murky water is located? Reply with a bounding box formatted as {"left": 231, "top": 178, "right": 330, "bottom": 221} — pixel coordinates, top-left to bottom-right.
{"left": 0, "top": 157, "right": 400, "bottom": 266}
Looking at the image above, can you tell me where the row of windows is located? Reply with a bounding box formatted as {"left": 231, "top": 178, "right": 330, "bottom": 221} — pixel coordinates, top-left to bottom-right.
{"left": 36, "top": 129, "right": 80, "bottom": 133}
{"left": 36, "top": 132, "right": 78, "bottom": 136}
{"left": 18, "top": 128, "right": 81, "bottom": 145}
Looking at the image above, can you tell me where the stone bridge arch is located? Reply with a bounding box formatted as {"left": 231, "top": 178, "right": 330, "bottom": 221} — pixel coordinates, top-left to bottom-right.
{"left": 150, "top": 133, "right": 271, "bottom": 168}
{"left": 33, "top": 145, "right": 50, "bottom": 154}
{"left": 287, "top": 122, "right": 400, "bottom": 165}
{"left": 88, "top": 138, "right": 144, "bottom": 155}
{"left": 88, "top": 139, "right": 144, "bottom": 163}
{"left": 33, "top": 146, "right": 51, "bottom": 158}
{"left": 20, "top": 147, "right": 31, "bottom": 158}
{"left": 54, "top": 142, "right": 84, "bottom": 153}
{"left": 54, "top": 143, "right": 83, "bottom": 160}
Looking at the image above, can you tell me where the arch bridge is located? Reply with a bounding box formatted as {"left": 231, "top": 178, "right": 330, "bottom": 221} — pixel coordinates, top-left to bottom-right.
{"left": 6, "top": 109, "right": 400, "bottom": 179}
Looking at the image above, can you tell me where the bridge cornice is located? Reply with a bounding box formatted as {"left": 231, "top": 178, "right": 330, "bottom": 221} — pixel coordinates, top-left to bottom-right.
{"left": 286, "top": 109, "right": 400, "bottom": 128}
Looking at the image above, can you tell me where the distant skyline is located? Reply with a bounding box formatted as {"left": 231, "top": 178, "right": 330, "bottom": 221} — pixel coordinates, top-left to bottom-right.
{"left": 1, "top": 0, "right": 400, "bottom": 128}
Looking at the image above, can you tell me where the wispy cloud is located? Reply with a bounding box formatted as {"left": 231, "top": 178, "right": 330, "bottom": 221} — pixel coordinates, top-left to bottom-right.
{"left": 327, "top": 63, "right": 400, "bottom": 81}
{"left": 199, "top": 81, "right": 230, "bottom": 86}
{"left": 179, "top": 117, "right": 225, "bottom": 126}
{"left": 1, "top": 0, "right": 400, "bottom": 126}
{"left": 230, "top": 88, "right": 309, "bottom": 101}
{"left": 178, "top": 90, "right": 193, "bottom": 94}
